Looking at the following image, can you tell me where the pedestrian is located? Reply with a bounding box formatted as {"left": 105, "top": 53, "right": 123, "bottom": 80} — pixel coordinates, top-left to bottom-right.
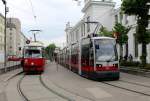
{"left": 129, "top": 54, "right": 133, "bottom": 62}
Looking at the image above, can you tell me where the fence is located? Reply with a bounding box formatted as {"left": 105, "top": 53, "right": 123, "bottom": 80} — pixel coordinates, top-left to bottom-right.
{"left": 0, "top": 61, "right": 21, "bottom": 74}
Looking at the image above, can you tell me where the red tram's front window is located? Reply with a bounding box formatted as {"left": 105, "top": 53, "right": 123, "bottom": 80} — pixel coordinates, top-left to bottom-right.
{"left": 24, "top": 49, "right": 42, "bottom": 58}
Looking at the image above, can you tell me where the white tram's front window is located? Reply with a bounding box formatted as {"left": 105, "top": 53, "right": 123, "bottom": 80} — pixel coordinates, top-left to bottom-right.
{"left": 24, "top": 47, "right": 42, "bottom": 58}
{"left": 95, "top": 39, "right": 117, "bottom": 62}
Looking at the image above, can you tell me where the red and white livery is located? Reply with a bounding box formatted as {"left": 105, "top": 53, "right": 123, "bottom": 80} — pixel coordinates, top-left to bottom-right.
{"left": 22, "top": 41, "right": 45, "bottom": 74}
{"left": 57, "top": 36, "right": 120, "bottom": 80}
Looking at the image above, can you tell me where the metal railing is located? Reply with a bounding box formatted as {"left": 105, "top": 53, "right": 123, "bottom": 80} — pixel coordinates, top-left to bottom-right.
{"left": 0, "top": 61, "right": 21, "bottom": 74}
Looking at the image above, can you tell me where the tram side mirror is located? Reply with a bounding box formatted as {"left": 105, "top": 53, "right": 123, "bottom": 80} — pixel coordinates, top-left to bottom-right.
{"left": 95, "top": 45, "right": 99, "bottom": 49}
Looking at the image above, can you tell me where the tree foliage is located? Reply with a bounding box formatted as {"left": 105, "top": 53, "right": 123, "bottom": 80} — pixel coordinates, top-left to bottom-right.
{"left": 113, "top": 23, "right": 131, "bottom": 59}
{"left": 113, "top": 23, "right": 131, "bottom": 45}
{"left": 121, "top": 0, "right": 150, "bottom": 65}
{"left": 99, "top": 26, "right": 113, "bottom": 37}
{"left": 45, "top": 43, "right": 56, "bottom": 60}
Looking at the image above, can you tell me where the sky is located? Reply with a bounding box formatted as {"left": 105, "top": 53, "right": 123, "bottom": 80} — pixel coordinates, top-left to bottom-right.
{"left": 0, "top": 0, "right": 121, "bottom": 47}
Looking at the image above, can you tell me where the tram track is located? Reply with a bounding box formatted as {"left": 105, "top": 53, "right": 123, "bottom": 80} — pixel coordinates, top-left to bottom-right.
{"left": 39, "top": 75, "right": 75, "bottom": 101}
{"left": 101, "top": 80, "right": 150, "bottom": 97}
{"left": 39, "top": 75, "right": 96, "bottom": 101}
{"left": 119, "top": 80, "right": 150, "bottom": 88}
{"left": 16, "top": 74, "right": 74, "bottom": 101}
{"left": 17, "top": 75, "right": 30, "bottom": 101}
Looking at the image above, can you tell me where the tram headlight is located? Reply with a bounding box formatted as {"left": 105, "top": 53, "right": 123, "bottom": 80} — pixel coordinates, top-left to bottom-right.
{"left": 113, "top": 64, "right": 118, "bottom": 68}
{"left": 31, "top": 62, "right": 34, "bottom": 66}
{"left": 96, "top": 64, "right": 102, "bottom": 67}
{"left": 24, "top": 59, "right": 28, "bottom": 64}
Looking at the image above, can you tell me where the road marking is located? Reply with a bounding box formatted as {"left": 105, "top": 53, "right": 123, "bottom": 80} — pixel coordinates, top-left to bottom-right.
{"left": 86, "top": 87, "right": 112, "bottom": 99}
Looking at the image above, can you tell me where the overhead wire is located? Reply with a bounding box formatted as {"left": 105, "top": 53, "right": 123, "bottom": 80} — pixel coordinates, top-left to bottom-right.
{"left": 27, "top": 0, "right": 38, "bottom": 26}
{"left": 27, "top": 0, "right": 41, "bottom": 40}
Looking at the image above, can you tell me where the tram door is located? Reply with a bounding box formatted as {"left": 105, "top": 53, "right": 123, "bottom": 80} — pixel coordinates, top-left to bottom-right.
{"left": 89, "top": 46, "right": 94, "bottom": 69}
{"left": 81, "top": 38, "right": 90, "bottom": 76}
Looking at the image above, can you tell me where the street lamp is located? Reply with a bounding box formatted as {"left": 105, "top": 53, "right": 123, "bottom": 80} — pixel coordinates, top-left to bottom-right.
{"left": 1, "top": 0, "right": 9, "bottom": 72}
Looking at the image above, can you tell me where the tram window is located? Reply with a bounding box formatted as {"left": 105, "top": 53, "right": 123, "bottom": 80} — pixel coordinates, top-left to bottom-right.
{"left": 25, "top": 50, "right": 42, "bottom": 58}
{"left": 81, "top": 44, "right": 90, "bottom": 66}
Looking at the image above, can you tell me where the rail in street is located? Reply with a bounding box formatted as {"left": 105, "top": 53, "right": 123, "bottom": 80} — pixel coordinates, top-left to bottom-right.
{"left": 1, "top": 62, "right": 150, "bottom": 101}
{"left": 41, "top": 62, "right": 150, "bottom": 101}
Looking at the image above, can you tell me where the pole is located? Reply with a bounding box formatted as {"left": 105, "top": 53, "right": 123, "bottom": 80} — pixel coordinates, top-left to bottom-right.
{"left": 2, "top": 0, "right": 7, "bottom": 72}
{"left": 34, "top": 33, "right": 36, "bottom": 42}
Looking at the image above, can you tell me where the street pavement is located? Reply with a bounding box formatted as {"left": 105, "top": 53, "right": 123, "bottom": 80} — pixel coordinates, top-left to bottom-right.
{"left": 1, "top": 62, "right": 150, "bottom": 101}
{"left": 41, "top": 62, "right": 150, "bottom": 101}
{"left": 0, "top": 68, "right": 22, "bottom": 101}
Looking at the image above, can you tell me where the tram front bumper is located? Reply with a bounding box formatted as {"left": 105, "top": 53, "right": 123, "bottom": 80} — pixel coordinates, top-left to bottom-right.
{"left": 89, "top": 71, "right": 120, "bottom": 80}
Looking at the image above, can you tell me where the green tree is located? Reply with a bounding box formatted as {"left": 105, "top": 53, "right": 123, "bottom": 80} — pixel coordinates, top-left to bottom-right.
{"left": 45, "top": 43, "right": 56, "bottom": 61}
{"left": 99, "top": 26, "right": 113, "bottom": 37}
{"left": 121, "top": 0, "right": 150, "bottom": 66}
{"left": 113, "top": 23, "right": 131, "bottom": 60}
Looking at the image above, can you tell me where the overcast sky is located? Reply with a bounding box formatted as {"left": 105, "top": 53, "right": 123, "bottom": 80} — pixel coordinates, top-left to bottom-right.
{"left": 0, "top": 0, "right": 121, "bottom": 47}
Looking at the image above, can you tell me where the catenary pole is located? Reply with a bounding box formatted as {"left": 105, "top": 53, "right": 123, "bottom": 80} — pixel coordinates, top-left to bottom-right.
{"left": 2, "top": 0, "right": 8, "bottom": 72}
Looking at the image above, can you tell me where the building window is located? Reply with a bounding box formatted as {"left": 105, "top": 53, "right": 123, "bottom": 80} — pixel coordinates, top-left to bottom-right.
{"left": 125, "top": 15, "right": 128, "bottom": 24}
{"left": 76, "top": 29, "right": 79, "bottom": 41}
{"left": 83, "top": 23, "right": 85, "bottom": 36}
{"left": 115, "top": 15, "right": 118, "bottom": 23}
{"left": 81, "top": 24, "right": 84, "bottom": 37}
{"left": 120, "top": 13, "right": 123, "bottom": 23}
{"left": 134, "top": 33, "right": 138, "bottom": 57}
{"left": 87, "top": 16, "right": 90, "bottom": 32}
{"left": 67, "top": 35, "right": 68, "bottom": 43}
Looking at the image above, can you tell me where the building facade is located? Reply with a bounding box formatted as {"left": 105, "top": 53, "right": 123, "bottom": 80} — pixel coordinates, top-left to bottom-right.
{"left": 6, "top": 18, "right": 27, "bottom": 57}
{"left": 113, "top": 8, "right": 150, "bottom": 63}
{"left": 20, "top": 32, "right": 28, "bottom": 57}
{"left": 65, "top": 0, "right": 150, "bottom": 63}
{"left": 0, "top": 13, "right": 4, "bottom": 63}
{"left": 66, "top": 0, "right": 115, "bottom": 45}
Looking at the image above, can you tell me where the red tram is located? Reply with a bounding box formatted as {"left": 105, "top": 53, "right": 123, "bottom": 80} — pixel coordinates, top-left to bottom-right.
{"left": 22, "top": 41, "right": 45, "bottom": 74}
{"left": 57, "top": 37, "right": 120, "bottom": 80}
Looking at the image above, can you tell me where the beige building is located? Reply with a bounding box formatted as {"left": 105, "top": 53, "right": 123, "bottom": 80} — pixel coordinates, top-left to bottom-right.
{"left": 20, "top": 32, "right": 28, "bottom": 57}
{"left": 0, "top": 13, "right": 4, "bottom": 63}
{"left": 6, "top": 18, "right": 27, "bottom": 57}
